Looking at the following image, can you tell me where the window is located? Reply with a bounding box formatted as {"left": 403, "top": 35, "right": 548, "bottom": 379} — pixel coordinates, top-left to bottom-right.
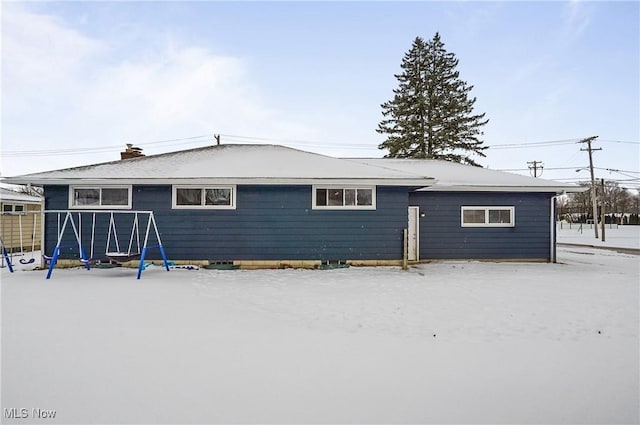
{"left": 2, "top": 204, "right": 25, "bottom": 213}
{"left": 461, "top": 206, "right": 515, "bottom": 227}
{"left": 70, "top": 186, "right": 131, "bottom": 209}
{"left": 313, "top": 187, "right": 375, "bottom": 209}
{"left": 172, "top": 186, "right": 236, "bottom": 209}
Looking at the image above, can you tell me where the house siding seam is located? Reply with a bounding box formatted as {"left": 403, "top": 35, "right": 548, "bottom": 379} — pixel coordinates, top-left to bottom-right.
{"left": 409, "top": 191, "right": 554, "bottom": 260}
{"left": 43, "top": 185, "right": 410, "bottom": 262}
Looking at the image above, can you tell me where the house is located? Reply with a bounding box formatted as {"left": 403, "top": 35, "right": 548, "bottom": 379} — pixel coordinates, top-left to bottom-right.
{"left": 0, "top": 187, "right": 43, "bottom": 254}
{"left": 2, "top": 144, "right": 583, "bottom": 267}
{"left": 355, "top": 158, "right": 589, "bottom": 262}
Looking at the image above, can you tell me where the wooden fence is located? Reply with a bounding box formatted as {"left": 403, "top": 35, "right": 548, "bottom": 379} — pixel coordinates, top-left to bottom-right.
{"left": 0, "top": 208, "right": 42, "bottom": 253}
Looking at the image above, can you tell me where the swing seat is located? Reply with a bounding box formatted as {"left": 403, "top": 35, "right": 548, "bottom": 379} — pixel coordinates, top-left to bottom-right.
{"left": 19, "top": 258, "right": 35, "bottom": 265}
{"left": 105, "top": 252, "right": 141, "bottom": 263}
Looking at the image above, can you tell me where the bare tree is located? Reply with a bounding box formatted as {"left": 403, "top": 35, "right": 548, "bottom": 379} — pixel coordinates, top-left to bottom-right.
{"left": 568, "top": 180, "right": 635, "bottom": 224}
{"left": 602, "top": 181, "right": 631, "bottom": 223}
{"left": 15, "top": 185, "right": 43, "bottom": 197}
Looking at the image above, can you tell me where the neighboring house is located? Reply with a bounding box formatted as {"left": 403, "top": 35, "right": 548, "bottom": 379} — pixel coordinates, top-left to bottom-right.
{"left": 3, "top": 144, "right": 583, "bottom": 267}
{"left": 0, "top": 187, "right": 43, "bottom": 253}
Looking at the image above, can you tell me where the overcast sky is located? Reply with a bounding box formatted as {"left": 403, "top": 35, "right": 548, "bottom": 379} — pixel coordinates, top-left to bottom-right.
{"left": 1, "top": 1, "right": 638, "bottom": 189}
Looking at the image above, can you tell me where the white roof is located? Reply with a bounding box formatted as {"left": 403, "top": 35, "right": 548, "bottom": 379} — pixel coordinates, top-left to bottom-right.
{"left": 3, "top": 144, "right": 583, "bottom": 193}
{"left": 3, "top": 144, "right": 435, "bottom": 186}
{"left": 350, "top": 159, "right": 585, "bottom": 193}
{"left": 0, "top": 187, "right": 42, "bottom": 204}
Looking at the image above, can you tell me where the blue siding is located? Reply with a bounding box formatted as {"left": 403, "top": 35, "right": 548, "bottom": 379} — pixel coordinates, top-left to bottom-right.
{"left": 44, "top": 185, "right": 409, "bottom": 261}
{"left": 43, "top": 186, "right": 555, "bottom": 262}
{"left": 43, "top": 186, "right": 144, "bottom": 260}
{"left": 409, "top": 191, "right": 554, "bottom": 260}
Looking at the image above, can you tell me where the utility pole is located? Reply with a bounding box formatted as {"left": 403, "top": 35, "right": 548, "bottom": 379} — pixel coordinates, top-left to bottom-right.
{"left": 527, "top": 160, "right": 544, "bottom": 177}
{"left": 214, "top": 134, "right": 221, "bottom": 145}
{"left": 578, "top": 136, "right": 601, "bottom": 238}
{"left": 601, "top": 178, "right": 606, "bottom": 242}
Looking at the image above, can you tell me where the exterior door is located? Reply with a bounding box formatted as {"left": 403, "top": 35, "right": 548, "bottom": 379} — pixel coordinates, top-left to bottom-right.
{"left": 408, "top": 206, "right": 419, "bottom": 261}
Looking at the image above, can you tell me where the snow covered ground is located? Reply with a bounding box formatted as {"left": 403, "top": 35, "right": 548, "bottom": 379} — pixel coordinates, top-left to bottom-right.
{"left": 1, "top": 246, "right": 638, "bottom": 424}
{"left": 558, "top": 223, "right": 640, "bottom": 250}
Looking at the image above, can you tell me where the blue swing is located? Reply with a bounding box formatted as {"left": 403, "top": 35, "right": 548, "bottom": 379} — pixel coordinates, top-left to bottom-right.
{"left": 19, "top": 213, "right": 36, "bottom": 265}
{"left": 104, "top": 212, "right": 141, "bottom": 263}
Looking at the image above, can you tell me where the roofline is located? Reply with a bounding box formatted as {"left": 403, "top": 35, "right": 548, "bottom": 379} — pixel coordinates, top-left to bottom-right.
{"left": 3, "top": 177, "right": 437, "bottom": 187}
{"left": 416, "top": 185, "right": 588, "bottom": 194}
{"left": 6, "top": 144, "right": 402, "bottom": 181}
{"left": 6, "top": 144, "right": 227, "bottom": 178}
{"left": 0, "top": 198, "right": 43, "bottom": 204}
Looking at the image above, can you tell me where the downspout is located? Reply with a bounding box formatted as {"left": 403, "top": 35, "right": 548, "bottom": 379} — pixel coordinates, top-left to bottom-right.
{"left": 550, "top": 194, "right": 559, "bottom": 263}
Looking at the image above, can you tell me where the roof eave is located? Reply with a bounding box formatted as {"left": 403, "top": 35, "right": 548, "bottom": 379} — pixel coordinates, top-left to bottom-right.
{"left": 0, "top": 198, "right": 43, "bottom": 204}
{"left": 3, "top": 177, "right": 437, "bottom": 187}
{"left": 416, "top": 185, "right": 587, "bottom": 194}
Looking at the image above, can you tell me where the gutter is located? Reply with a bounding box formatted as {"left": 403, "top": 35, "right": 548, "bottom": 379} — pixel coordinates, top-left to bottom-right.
{"left": 416, "top": 185, "right": 587, "bottom": 194}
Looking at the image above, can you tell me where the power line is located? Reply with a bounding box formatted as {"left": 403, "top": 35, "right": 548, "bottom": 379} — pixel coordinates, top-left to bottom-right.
{"left": 496, "top": 166, "right": 640, "bottom": 175}
{"left": 0, "top": 134, "right": 214, "bottom": 157}
{"left": 219, "top": 133, "right": 375, "bottom": 147}
{"left": 488, "top": 139, "right": 580, "bottom": 149}
{"left": 488, "top": 138, "right": 639, "bottom": 150}
{"left": 496, "top": 166, "right": 586, "bottom": 172}
{"left": 599, "top": 139, "right": 640, "bottom": 145}
{"left": 1, "top": 132, "right": 637, "bottom": 158}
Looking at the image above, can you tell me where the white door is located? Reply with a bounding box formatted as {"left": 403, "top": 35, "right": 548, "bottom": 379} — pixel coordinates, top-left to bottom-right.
{"left": 408, "top": 206, "right": 419, "bottom": 261}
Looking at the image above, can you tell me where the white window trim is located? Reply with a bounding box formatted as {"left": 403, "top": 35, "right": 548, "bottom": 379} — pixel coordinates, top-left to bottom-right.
{"left": 69, "top": 185, "right": 132, "bottom": 209}
{"left": 461, "top": 206, "right": 515, "bottom": 227}
{"left": 2, "top": 203, "right": 26, "bottom": 213}
{"left": 312, "top": 186, "right": 376, "bottom": 210}
{"left": 172, "top": 185, "right": 237, "bottom": 209}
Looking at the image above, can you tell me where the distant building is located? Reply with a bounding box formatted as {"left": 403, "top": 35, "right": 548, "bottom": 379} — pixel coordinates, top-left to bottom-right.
{"left": 0, "top": 187, "right": 43, "bottom": 253}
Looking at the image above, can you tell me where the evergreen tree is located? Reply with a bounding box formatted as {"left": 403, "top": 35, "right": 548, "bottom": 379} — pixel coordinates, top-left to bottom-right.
{"left": 377, "top": 33, "right": 489, "bottom": 165}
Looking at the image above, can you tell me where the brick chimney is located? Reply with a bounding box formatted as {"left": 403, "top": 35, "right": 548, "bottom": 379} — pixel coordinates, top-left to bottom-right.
{"left": 120, "top": 143, "right": 145, "bottom": 160}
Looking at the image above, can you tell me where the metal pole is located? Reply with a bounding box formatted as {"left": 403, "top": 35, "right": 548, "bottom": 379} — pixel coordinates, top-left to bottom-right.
{"left": 601, "top": 178, "right": 606, "bottom": 242}
{"left": 579, "top": 136, "right": 601, "bottom": 238}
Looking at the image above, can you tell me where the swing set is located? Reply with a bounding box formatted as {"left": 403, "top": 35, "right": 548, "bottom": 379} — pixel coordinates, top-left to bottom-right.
{"left": 0, "top": 210, "right": 39, "bottom": 271}
{"left": 43, "top": 210, "right": 170, "bottom": 280}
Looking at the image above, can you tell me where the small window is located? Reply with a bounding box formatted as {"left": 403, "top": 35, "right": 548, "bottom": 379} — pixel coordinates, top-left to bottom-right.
{"left": 2, "top": 204, "right": 25, "bottom": 213}
{"left": 173, "top": 186, "right": 236, "bottom": 209}
{"left": 69, "top": 186, "right": 131, "bottom": 209}
{"left": 101, "top": 188, "right": 129, "bottom": 206}
{"left": 461, "top": 206, "right": 514, "bottom": 227}
{"left": 176, "top": 188, "right": 202, "bottom": 206}
{"left": 205, "top": 188, "right": 231, "bottom": 206}
{"left": 313, "top": 187, "right": 375, "bottom": 209}
{"left": 328, "top": 189, "right": 343, "bottom": 206}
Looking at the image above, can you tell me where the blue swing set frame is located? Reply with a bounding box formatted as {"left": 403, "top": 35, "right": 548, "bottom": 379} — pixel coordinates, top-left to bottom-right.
{"left": 44, "top": 210, "right": 170, "bottom": 280}
{"left": 0, "top": 236, "right": 14, "bottom": 273}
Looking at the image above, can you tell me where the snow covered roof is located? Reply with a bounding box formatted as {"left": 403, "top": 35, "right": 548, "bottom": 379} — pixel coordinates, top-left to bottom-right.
{"left": 350, "top": 159, "right": 585, "bottom": 193}
{"left": 3, "top": 144, "right": 435, "bottom": 186}
{"left": 3, "top": 144, "right": 583, "bottom": 193}
{"left": 0, "top": 187, "right": 42, "bottom": 204}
